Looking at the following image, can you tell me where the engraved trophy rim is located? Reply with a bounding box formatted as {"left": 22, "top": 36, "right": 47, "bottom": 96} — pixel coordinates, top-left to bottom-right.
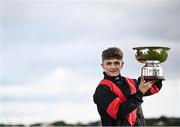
{"left": 133, "top": 46, "right": 170, "bottom": 63}
{"left": 133, "top": 46, "right": 170, "bottom": 50}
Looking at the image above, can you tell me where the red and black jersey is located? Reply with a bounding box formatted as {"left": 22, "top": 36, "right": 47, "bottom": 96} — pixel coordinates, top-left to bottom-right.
{"left": 93, "top": 72, "right": 162, "bottom": 126}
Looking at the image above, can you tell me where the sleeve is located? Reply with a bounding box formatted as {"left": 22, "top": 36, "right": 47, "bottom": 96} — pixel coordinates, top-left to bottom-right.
{"left": 116, "top": 90, "right": 143, "bottom": 119}
{"left": 144, "top": 80, "right": 163, "bottom": 96}
{"left": 93, "top": 85, "right": 144, "bottom": 119}
{"left": 93, "top": 85, "right": 117, "bottom": 111}
{"left": 136, "top": 78, "right": 163, "bottom": 96}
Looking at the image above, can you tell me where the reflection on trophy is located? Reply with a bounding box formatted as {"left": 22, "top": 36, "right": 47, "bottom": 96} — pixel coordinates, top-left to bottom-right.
{"left": 133, "top": 47, "right": 170, "bottom": 80}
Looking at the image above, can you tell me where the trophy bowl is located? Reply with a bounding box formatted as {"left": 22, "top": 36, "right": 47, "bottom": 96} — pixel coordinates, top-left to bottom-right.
{"left": 133, "top": 46, "right": 170, "bottom": 80}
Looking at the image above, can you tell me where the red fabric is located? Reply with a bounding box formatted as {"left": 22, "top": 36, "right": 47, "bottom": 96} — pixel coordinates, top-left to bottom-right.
{"left": 99, "top": 80, "right": 126, "bottom": 119}
{"left": 99, "top": 78, "right": 138, "bottom": 126}
{"left": 127, "top": 108, "right": 138, "bottom": 126}
{"left": 99, "top": 80, "right": 126, "bottom": 101}
{"left": 106, "top": 97, "right": 121, "bottom": 119}
{"left": 149, "top": 84, "right": 160, "bottom": 94}
{"left": 125, "top": 77, "right": 137, "bottom": 94}
{"left": 125, "top": 78, "right": 138, "bottom": 126}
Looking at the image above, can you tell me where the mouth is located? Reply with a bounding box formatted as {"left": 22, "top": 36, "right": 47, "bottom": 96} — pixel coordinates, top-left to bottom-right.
{"left": 108, "top": 70, "right": 119, "bottom": 76}
{"left": 109, "top": 70, "right": 117, "bottom": 73}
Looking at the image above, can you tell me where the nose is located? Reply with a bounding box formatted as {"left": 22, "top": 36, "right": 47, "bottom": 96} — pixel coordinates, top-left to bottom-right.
{"left": 110, "top": 64, "right": 116, "bottom": 69}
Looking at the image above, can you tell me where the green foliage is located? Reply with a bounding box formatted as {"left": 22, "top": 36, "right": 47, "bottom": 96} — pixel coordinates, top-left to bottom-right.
{"left": 145, "top": 116, "right": 180, "bottom": 126}
{"left": 0, "top": 116, "right": 180, "bottom": 126}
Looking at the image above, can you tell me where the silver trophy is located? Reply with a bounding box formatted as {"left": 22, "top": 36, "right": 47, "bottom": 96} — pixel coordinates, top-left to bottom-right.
{"left": 133, "top": 47, "right": 170, "bottom": 80}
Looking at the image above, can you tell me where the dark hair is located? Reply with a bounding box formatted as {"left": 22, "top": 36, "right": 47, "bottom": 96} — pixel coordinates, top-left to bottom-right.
{"left": 102, "top": 47, "right": 123, "bottom": 61}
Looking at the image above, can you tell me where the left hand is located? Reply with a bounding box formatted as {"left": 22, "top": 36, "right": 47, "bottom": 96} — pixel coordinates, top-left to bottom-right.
{"left": 139, "top": 76, "right": 154, "bottom": 94}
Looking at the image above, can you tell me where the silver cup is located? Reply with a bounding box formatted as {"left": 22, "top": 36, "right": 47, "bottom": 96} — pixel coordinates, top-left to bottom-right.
{"left": 133, "top": 47, "right": 170, "bottom": 80}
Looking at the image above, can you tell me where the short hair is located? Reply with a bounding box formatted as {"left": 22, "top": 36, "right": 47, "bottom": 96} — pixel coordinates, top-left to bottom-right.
{"left": 102, "top": 47, "right": 123, "bottom": 61}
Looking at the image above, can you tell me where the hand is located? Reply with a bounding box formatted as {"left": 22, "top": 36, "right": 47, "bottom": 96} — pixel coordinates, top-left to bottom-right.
{"left": 139, "top": 76, "right": 154, "bottom": 94}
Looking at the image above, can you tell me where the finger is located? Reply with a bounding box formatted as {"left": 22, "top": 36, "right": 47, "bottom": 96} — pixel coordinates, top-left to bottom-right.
{"left": 140, "top": 73, "right": 143, "bottom": 78}
{"left": 148, "top": 83, "right": 153, "bottom": 88}
{"left": 150, "top": 81, "right": 154, "bottom": 85}
{"left": 146, "top": 81, "right": 154, "bottom": 86}
{"left": 140, "top": 75, "right": 144, "bottom": 83}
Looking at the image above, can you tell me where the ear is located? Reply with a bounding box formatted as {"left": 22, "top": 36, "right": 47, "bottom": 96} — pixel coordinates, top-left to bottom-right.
{"left": 121, "top": 62, "right": 124, "bottom": 68}
{"left": 101, "top": 63, "right": 105, "bottom": 70}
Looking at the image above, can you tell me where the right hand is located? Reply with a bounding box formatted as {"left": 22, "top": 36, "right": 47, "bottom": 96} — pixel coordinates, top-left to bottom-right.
{"left": 139, "top": 76, "right": 154, "bottom": 94}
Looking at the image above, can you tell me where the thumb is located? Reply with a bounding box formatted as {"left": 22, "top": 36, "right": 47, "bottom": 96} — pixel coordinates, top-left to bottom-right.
{"left": 140, "top": 75, "right": 144, "bottom": 84}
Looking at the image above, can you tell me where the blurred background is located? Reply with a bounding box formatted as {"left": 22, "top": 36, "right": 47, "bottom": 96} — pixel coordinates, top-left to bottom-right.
{"left": 0, "top": 0, "right": 180, "bottom": 126}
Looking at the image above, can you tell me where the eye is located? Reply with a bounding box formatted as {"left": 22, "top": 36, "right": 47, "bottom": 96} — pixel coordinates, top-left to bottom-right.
{"left": 114, "top": 61, "right": 120, "bottom": 65}
{"left": 106, "top": 62, "right": 112, "bottom": 65}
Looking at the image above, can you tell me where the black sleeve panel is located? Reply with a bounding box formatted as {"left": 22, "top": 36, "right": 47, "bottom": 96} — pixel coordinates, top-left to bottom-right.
{"left": 117, "top": 90, "right": 144, "bottom": 119}
{"left": 93, "top": 85, "right": 117, "bottom": 110}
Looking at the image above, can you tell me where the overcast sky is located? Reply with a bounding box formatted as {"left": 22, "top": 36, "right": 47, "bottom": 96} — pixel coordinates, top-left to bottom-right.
{"left": 1, "top": 0, "right": 180, "bottom": 125}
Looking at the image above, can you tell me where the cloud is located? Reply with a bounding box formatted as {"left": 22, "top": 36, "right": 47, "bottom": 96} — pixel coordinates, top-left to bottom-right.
{"left": 2, "top": 0, "right": 179, "bottom": 43}
{"left": 1, "top": 101, "right": 98, "bottom": 124}
{"left": 1, "top": 0, "right": 180, "bottom": 124}
{"left": 143, "top": 79, "right": 180, "bottom": 118}
{"left": 2, "top": 67, "right": 180, "bottom": 124}
{"left": 2, "top": 67, "right": 98, "bottom": 99}
{"left": 1, "top": 67, "right": 99, "bottom": 124}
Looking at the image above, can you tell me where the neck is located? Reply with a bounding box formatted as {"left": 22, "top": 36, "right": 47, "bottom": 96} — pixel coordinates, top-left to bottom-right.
{"left": 103, "top": 71, "right": 121, "bottom": 78}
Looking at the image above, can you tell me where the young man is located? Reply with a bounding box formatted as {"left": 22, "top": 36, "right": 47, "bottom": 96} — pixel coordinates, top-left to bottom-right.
{"left": 93, "top": 47, "right": 162, "bottom": 126}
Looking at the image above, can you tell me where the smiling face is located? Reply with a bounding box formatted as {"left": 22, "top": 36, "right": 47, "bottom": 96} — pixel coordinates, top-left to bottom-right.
{"left": 101, "top": 59, "right": 124, "bottom": 77}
